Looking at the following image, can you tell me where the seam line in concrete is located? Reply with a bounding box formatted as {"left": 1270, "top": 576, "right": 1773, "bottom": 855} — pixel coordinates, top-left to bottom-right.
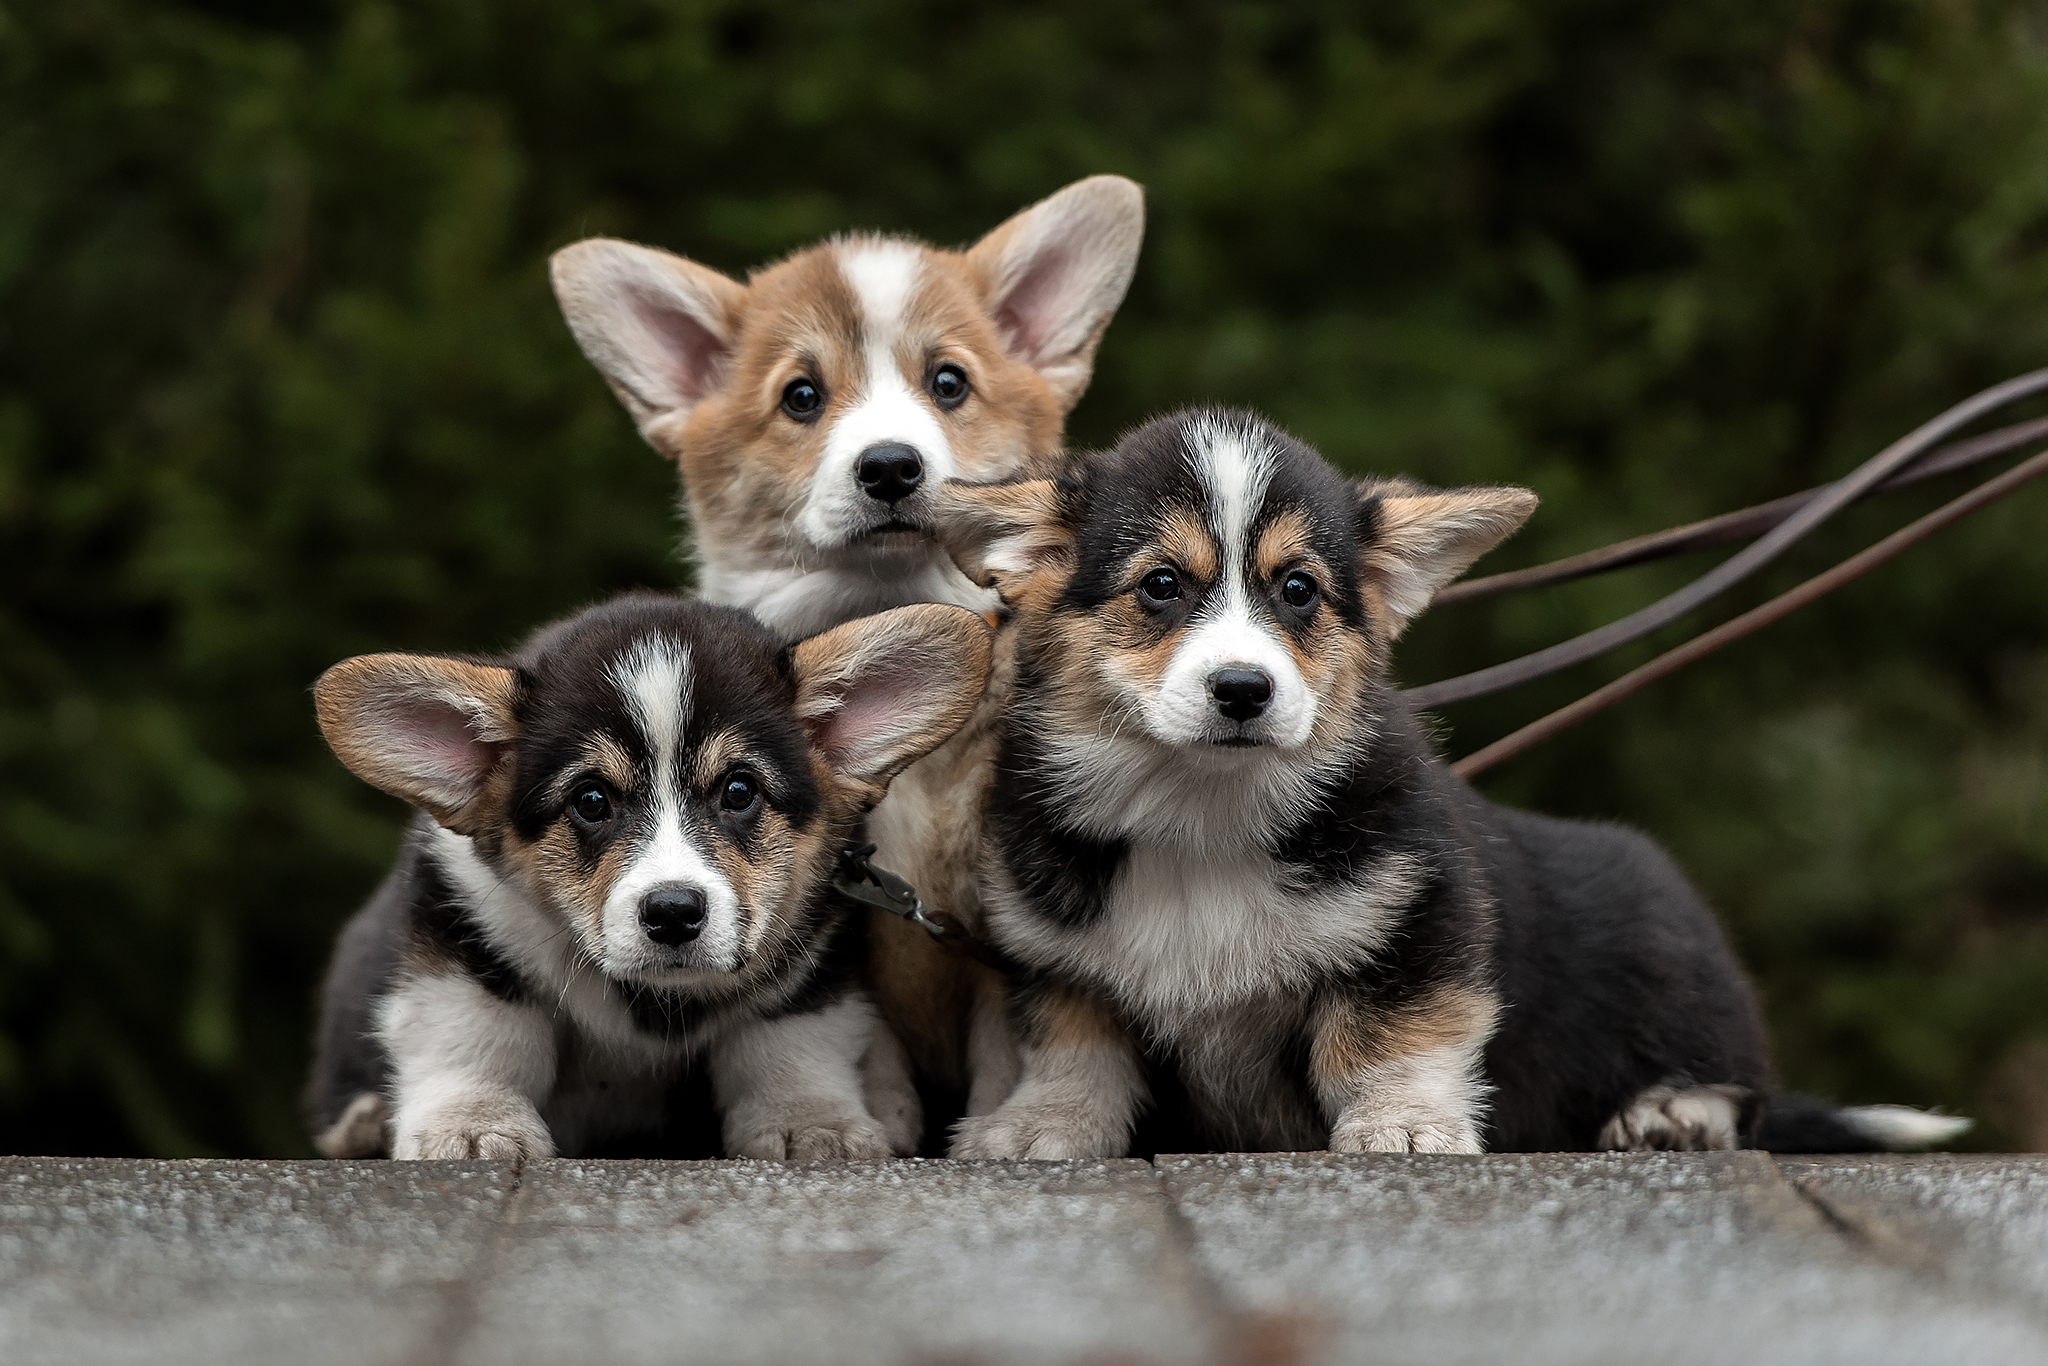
{"left": 1148, "top": 1157, "right": 1230, "bottom": 1309}
{"left": 419, "top": 1162, "right": 529, "bottom": 1366}
{"left": 1770, "top": 1157, "right": 2048, "bottom": 1333}
{"left": 1768, "top": 1155, "right": 1961, "bottom": 1286}
{"left": 1151, "top": 1156, "right": 1335, "bottom": 1366}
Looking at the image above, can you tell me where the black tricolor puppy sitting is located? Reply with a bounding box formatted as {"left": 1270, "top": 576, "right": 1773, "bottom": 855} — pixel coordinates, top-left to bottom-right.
{"left": 936, "top": 409, "right": 1966, "bottom": 1157}
{"left": 303, "top": 594, "right": 991, "bottom": 1162}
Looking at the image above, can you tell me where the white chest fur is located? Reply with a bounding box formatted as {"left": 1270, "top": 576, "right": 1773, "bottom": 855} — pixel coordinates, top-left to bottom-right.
{"left": 996, "top": 839, "right": 1424, "bottom": 1039}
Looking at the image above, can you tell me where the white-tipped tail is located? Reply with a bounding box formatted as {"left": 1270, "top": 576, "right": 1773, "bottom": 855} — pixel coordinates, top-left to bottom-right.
{"left": 1841, "top": 1104, "right": 1972, "bottom": 1149}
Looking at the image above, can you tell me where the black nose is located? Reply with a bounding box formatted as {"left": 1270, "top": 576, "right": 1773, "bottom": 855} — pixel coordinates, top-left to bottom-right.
{"left": 856, "top": 443, "right": 925, "bottom": 504}
{"left": 639, "top": 886, "right": 707, "bottom": 946}
{"left": 1210, "top": 668, "right": 1273, "bottom": 722}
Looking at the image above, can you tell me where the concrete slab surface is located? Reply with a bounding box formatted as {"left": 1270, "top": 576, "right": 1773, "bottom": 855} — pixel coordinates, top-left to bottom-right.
{"left": 3, "top": 1153, "right": 2045, "bottom": 1366}
{"left": 1161, "top": 1151, "right": 2048, "bottom": 1366}
{"left": 0, "top": 1158, "right": 516, "bottom": 1366}
{"left": 462, "top": 1158, "right": 1211, "bottom": 1366}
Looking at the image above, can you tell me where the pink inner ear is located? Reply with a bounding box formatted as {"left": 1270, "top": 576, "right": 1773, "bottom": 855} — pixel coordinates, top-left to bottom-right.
{"left": 995, "top": 247, "right": 1086, "bottom": 367}
{"left": 628, "top": 284, "right": 727, "bottom": 406}
{"left": 810, "top": 667, "right": 925, "bottom": 772}
{"left": 388, "top": 697, "right": 502, "bottom": 788}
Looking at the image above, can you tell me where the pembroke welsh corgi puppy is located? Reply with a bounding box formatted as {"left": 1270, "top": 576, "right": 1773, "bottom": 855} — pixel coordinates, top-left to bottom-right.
{"left": 934, "top": 409, "right": 1969, "bottom": 1158}
{"left": 547, "top": 176, "right": 1143, "bottom": 638}
{"left": 546, "top": 178, "right": 1145, "bottom": 1146}
{"left": 303, "top": 594, "right": 991, "bottom": 1161}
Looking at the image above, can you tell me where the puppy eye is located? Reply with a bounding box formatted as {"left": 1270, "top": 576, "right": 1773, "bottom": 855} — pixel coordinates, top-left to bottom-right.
{"left": 571, "top": 783, "right": 613, "bottom": 824}
{"left": 1137, "top": 567, "right": 1182, "bottom": 607}
{"left": 929, "top": 363, "right": 969, "bottom": 409}
{"left": 781, "top": 378, "right": 823, "bottom": 421}
{"left": 720, "top": 772, "right": 761, "bottom": 813}
{"left": 1281, "top": 572, "right": 1319, "bottom": 609}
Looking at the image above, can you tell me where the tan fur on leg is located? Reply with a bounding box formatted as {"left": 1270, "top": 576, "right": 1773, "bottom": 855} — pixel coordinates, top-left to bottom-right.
{"left": 1310, "top": 988, "right": 1497, "bottom": 1154}
{"left": 949, "top": 989, "right": 1143, "bottom": 1160}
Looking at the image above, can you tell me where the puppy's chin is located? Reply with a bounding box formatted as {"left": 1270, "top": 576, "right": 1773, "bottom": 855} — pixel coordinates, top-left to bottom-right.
{"left": 807, "top": 495, "right": 938, "bottom": 551}
{"left": 1133, "top": 707, "right": 1310, "bottom": 757}
{"left": 850, "top": 518, "right": 931, "bottom": 541}
{"left": 591, "top": 934, "right": 744, "bottom": 985}
{"left": 1185, "top": 731, "right": 1292, "bottom": 761}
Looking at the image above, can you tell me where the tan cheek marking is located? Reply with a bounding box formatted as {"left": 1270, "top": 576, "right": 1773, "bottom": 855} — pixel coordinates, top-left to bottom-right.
{"left": 709, "top": 816, "right": 782, "bottom": 952}
{"left": 1004, "top": 563, "right": 1174, "bottom": 738}
{"left": 494, "top": 822, "right": 614, "bottom": 946}
{"left": 1310, "top": 987, "right": 1500, "bottom": 1087}
{"left": 1097, "top": 616, "right": 1180, "bottom": 699}
{"left": 587, "top": 831, "right": 640, "bottom": 930}
{"left": 1037, "top": 603, "right": 1175, "bottom": 735}
{"left": 1268, "top": 562, "right": 1345, "bottom": 693}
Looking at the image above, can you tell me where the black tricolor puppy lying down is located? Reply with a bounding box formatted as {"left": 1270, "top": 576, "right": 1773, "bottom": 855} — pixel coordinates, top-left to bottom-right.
{"left": 304, "top": 593, "right": 991, "bottom": 1161}
{"left": 937, "top": 409, "right": 1967, "bottom": 1157}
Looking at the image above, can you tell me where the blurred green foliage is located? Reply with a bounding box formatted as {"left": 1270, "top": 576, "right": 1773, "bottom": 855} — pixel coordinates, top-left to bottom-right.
{"left": 3, "top": 0, "right": 2046, "bottom": 1156}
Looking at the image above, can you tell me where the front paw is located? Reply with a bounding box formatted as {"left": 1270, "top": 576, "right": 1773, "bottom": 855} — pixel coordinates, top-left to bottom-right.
{"left": 1329, "top": 1111, "right": 1481, "bottom": 1155}
{"left": 950, "top": 1103, "right": 1125, "bottom": 1160}
{"left": 728, "top": 1104, "right": 891, "bottom": 1160}
{"left": 392, "top": 1095, "right": 554, "bottom": 1163}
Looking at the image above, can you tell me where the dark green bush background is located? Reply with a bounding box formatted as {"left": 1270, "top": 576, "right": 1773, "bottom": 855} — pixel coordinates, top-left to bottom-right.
{"left": 4, "top": 0, "right": 2047, "bottom": 1156}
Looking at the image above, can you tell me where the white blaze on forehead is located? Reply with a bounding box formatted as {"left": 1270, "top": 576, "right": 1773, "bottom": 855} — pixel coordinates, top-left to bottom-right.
{"left": 840, "top": 240, "right": 923, "bottom": 338}
{"left": 1186, "top": 413, "right": 1278, "bottom": 565}
{"left": 798, "top": 241, "right": 959, "bottom": 549}
{"left": 610, "top": 635, "right": 692, "bottom": 758}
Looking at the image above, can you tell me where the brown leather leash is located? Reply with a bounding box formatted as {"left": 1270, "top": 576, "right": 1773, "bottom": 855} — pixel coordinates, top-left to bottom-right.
{"left": 1432, "top": 413, "right": 2048, "bottom": 607}
{"left": 1450, "top": 445, "right": 2048, "bottom": 777}
{"left": 832, "top": 844, "right": 1019, "bottom": 973}
{"left": 1400, "top": 368, "right": 2048, "bottom": 776}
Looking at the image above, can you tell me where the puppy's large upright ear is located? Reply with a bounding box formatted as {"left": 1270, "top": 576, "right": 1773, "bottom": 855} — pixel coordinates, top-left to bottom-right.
{"left": 314, "top": 655, "right": 522, "bottom": 835}
{"left": 966, "top": 176, "right": 1145, "bottom": 410}
{"left": 933, "top": 477, "right": 1076, "bottom": 598}
{"left": 1363, "top": 482, "right": 1539, "bottom": 634}
{"left": 549, "top": 238, "right": 749, "bottom": 453}
{"left": 789, "top": 605, "right": 994, "bottom": 799}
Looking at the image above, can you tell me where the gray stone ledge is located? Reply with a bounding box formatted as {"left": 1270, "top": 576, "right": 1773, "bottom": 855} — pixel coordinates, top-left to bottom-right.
{"left": 4, "top": 1154, "right": 2045, "bottom": 1365}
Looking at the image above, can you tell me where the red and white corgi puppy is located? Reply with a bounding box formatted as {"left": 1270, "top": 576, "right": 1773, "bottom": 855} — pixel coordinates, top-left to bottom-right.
{"left": 546, "top": 179, "right": 1145, "bottom": 1145}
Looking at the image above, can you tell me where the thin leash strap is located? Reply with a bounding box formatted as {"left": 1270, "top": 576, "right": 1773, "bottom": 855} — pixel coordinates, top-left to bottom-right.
{"left": 1451, "top": 445, "right": 2048, "bottom": 778}
{"left": 1432, "top": 413, "right": 2048, "bottom": 606}
{"left": 1402, "top": 368, "right": 2048, "bottom": 710}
